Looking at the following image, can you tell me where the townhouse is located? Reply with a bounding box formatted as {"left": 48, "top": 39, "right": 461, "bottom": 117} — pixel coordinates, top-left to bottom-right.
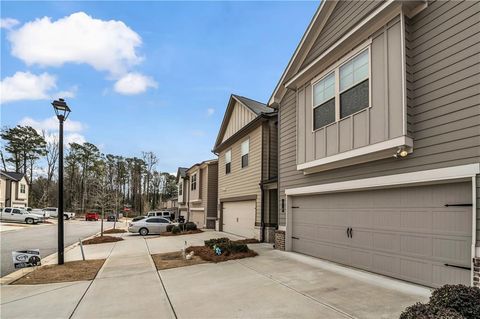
{"left": 0, "top": 171, "right": 29, "bottom": 208}
{"left": 268, "top": 1, "right": 480, "bottom": 288}
{"left": 213, "top": 95, "right": 278, "bottom": 242}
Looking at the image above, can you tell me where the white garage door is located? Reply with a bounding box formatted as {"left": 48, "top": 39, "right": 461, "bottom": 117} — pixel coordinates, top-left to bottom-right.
{"left": 291, "top": 182, "right": 472, "bottom": 288}
{"left": 190, "top": 210, "right": 205, "bottom": 228}
{"left": 223, "top": 201, "right": 256, "bottom": 238}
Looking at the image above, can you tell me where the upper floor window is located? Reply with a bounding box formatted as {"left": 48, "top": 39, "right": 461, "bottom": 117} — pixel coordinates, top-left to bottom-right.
{"left": 225, "top": 150, "right": 231, "bottom": 174}
{"left": 178, "top": 182, "right": 183, "bottom": 196}
{"left": 20, "top": 184, "right": 26, "bottom": 194}
{"left": 191, "top": 173, "right": 197, "bottom": 191}
{"left": 241, "top": 139, "right": 249, "bottom": 168}
{"left": 313, "top": 47, "right": 370, "bottom": 131}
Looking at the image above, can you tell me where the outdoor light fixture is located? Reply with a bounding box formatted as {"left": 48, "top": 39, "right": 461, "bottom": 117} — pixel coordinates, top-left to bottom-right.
{"left": 52, "top": 98, "right": 71, "bottom": 120}
{"left": 394, "top": 146, "right": 410, "bottom": 159}
{"left": 52, "top": 98, "right": 71, "bottom": 265}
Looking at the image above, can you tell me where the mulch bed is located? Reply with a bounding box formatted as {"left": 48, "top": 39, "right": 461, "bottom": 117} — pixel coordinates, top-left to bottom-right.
{"left": 151, "top": 251, "right": 208, "bottom": 270}
{"left": 159, "top": 229, "right": 203, "bottom": 236}
{"left": 82, "top": 235, "right": 124, "bottom": 245}
{"left": 12, "top": 259, "right": 106, "bottom": 285}
{"left": 233, "top": 238, "right": 260, "bottom": 245}
{"left": 103, "top": 228, "right": 127, "bottom": 234}
{"left": 186, "top": 245, "right": 257, "bottom": 263}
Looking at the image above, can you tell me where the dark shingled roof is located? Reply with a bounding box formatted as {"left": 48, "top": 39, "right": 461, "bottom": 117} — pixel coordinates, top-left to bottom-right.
{"left": 232, "top": 94, "right": 274, "bottom": 115}
{"left": 1, "top": 171, "right": 25, "bottom": 181}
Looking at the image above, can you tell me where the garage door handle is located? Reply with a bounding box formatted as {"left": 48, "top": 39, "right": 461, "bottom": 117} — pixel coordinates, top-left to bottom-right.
{"left": 346, "top": 227, "right": 350, "bottom": 238}
{"left": 350, "top": 228, "right": 353, "bottom": 238}
{"left": 292, "top": 236, "right": 299, "bottom": 240}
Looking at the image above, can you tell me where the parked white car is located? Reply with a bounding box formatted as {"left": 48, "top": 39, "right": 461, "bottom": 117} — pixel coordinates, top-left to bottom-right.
{"left": 128, "top": 217, "right": 175, "bottom": 236}
{"left": 43, "top": 207, "right": 75, "bottom": 220}
{"left": 145, "top": 211, "right": 173, "bottom": 220}
{"left": 1, "top": 207, "right": 41, "bottom": 224}
{"left": 30, "top": 208, "right": 50, "bottom": 219}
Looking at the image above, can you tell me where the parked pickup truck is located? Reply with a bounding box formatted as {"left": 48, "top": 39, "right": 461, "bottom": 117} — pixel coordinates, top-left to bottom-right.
{"left": 43, "top": 207, "right": 75, "bottom": 220}
{"left": 1, "top": 207, "right": 41, "bottom": 224}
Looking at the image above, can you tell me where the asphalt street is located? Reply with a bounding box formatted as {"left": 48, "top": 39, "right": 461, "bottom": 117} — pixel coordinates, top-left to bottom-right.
{"left": 0, "top": 220, "right": 121, "bottom": 277}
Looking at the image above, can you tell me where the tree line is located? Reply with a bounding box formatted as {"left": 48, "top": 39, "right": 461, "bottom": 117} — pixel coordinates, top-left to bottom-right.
{"left": 1, "top": 125, "right": 177, "bottom": 215}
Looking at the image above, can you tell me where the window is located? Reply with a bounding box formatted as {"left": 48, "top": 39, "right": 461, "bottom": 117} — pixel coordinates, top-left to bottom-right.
{"left": 339, "top": 49, "right": 369, "bottom": 118}
{"left": 178, "top": 182, "right": 183, "bottom": 196}
{"left": 4, "top": 208, "right": 11, "bottom": 213}
{"left": 313, "top": 72, "right": 335, "bottom": 130}
{"left": 241, "top": 139, "right": 249, "bottom": 168}
{"left": 225, "top": 150, "right": 231, "bottom": 174}
{"left": 191, "top": 173, "right": 197, "bottom": 190}
{"left": 312, "top": 47, "right": 370, "bottom": 130}
{"left": 146, "top": 218, "right": 161, "bottom": 223}
{"left": 159, "top": 218, "right": 170, "bottom": 224}
{"left": 20, "top": 184, "right": 26, "bottom": 194}
{"left": 13, "top": 209, "right": 21, "bottom": 214}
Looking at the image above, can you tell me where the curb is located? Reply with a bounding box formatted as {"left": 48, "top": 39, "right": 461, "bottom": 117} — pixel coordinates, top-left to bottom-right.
{"left": 0, "top": 225, "right": 127, "bottom": 286}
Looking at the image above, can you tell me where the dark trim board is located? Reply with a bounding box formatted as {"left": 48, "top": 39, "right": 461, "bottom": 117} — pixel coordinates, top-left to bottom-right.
{"left": 219, "top": 195, "right": 257, "bottom": 203}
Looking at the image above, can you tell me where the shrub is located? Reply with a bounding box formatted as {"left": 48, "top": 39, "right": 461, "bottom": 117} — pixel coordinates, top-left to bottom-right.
{"left": 219, "top": 242, "right": 249, "bottom": 254}
{"left": 400, "top": 303, "right": 464, "bottom": 319}
{"left": 185, "top": 222, "right": 197, "bottom": 231}
{"left": 176, "top": 223, "right": 185, "bottom": 232}
{"left": 171, "top": 226, "right": 181, "bottom": 234}
{"left": 429, "top": 284, "right": 480, "bottom": 319}
{"left": 205, "top": 237, "right": 230, "bottom": 248}
{"left": 166, "top": 225, "right": 174, "bottom": 232}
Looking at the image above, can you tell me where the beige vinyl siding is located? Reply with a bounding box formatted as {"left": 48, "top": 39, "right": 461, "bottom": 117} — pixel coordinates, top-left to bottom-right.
{"left": 222, "top": 101, "right": 256, "bottom": 143}
{"left": 218, "top": 125, "right": 262, "bottom": 224}
{"left": 278, "top": 1, "right": 480, "bottom": 244}
{"left": 301, "top": 1, "right": 384, "bottom": 69}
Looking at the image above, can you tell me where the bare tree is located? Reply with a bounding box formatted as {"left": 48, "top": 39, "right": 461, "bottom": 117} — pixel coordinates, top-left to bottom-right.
{"left": 142, "top": 151, "right": 158, "bottom": 209}
{"left": 41, "top": 131, "right": 59, "bottom": 206}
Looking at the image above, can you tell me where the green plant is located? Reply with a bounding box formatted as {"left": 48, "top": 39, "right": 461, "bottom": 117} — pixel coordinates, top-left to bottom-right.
{"left": 429, "top": 285, "right": 480, "bottom": 319}
{"left": 171, "top": 226, "right": 181, "bottom": 234}
{"left": 400, "top": 303, "right": 464, "bottom": 319}
{"left": 185, "top": 222, "right": 197, "bottom": 231}
{"left": 219, "top": 242, "right": 249, "bottom": 254}
{"left": 205, "top": 237, "right": 230, "bottom": 248}
{"left": 166, "top": 225, "right": 174, "bottom": 232}
{"left": 177, "top": 223, "right": 185, "bottom": 232}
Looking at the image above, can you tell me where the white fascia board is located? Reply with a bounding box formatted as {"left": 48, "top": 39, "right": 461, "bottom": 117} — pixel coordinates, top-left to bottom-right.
{"left": 297, "top": 136, "right": 412, "bottom": 171}
{"left": 286, "top": 163, "right": 480, "bottom": 196}
{"left": 285, "top": 0, "right": 396, "bottom": 88}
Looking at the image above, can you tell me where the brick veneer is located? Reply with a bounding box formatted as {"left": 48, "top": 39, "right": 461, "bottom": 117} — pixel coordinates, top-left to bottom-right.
{"left": 474, "top": 257, "right": 480, "bottom": 287}
{"left": 274, "top": 230, "right": 285, "bottom": 251}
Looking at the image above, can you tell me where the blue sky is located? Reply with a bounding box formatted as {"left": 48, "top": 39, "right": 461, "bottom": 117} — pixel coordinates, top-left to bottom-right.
{"left": 1, "top": 1, "right": 318, "bottom": 173}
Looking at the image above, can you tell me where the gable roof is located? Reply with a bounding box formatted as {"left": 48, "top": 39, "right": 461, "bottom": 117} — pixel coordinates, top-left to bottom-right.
{"left": 176, "top": 167, "right": 188, "bottom": 183}
{"left": 186, "top": 159, "right": 218, "bottom": 174}
{"left": 213, "top": 94, "right": 274, "bottom": 151}
{"left": 1, "top": 171, "right": 26, "bottom": 182}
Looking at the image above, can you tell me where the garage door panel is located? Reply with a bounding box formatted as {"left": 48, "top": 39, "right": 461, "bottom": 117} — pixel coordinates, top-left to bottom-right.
{"left": 291, "top": 182, "right": 472, "bottom": 288}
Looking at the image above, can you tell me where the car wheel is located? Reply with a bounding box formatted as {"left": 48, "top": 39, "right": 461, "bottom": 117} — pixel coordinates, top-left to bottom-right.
{"left": 25, "top": 218, "right": 34, "bottom": 224}
{"left": 64, "top": 214, "right": 69, "bottom": 220}
{"left": 139, "top": 228, "right": 149, "bottom": 236}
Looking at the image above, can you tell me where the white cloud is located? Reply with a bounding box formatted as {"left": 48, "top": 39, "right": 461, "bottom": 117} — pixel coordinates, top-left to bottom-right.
{"left": 65, "top": 133, "right": 86, "bottom": 146}
{"left": 7, "top": 12, "right": 142, "bottom": 75}
{"left": 19, "top": 116, "right": 84, "bottom": 133}
{"left": 1, "top": 71, "right": 56, "bottom": 103}
{"left": 0, "top": 18, "right": 20, "bottom": 30}
{"left": 206, "top": 108, "right": 215, "bottom": 117}
{"left": 0, "top": 71, "right": 77, "bottom": 104}
{"left": 113, "top": 72, "right": 157, "bottom": 95}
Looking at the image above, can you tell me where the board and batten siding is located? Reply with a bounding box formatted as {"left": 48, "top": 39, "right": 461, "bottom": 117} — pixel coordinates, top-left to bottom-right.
{"left": 278, "top": 0, "right": 480, "bottom": 243}
{"left": 301, "top": 0, "right": 384, "bottom": 69}
{"left": 218, "top": 125, "right": 262, "bottom": 225}
{"left": 297, "top": 17, "right": 405, "bottom": 164}
{"left": 222, "top": 101, "right": 256, "bottom": 143}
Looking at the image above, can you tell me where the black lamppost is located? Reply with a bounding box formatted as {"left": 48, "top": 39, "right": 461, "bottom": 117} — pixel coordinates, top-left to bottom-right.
{"left": 52, "top": 98, "right": 71, "bottom": 265}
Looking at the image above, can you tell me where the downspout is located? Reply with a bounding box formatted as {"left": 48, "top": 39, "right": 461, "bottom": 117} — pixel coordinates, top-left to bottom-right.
{"left": 259, "top": 122, "right": 266, "bottom": 243}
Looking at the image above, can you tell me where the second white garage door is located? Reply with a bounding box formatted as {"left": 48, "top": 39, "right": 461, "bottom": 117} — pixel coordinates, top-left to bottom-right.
{"left": 190, "top": 210, "right": 205, "bottom": 229}
{"left": 223, "top": 201, "right": 256, "bottom": 238}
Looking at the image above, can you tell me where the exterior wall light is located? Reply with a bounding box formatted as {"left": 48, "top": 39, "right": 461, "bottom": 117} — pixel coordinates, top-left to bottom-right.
{"left": 394, "top": 146, "right": 410, "bottom": 159}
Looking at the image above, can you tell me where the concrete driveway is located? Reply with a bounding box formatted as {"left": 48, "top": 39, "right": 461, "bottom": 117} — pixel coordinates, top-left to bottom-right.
{"left": 148, "top": 231, "right": 429, "bottom": 319}
{"left": 1, "top": 231, "right": 429, "bottom": 319}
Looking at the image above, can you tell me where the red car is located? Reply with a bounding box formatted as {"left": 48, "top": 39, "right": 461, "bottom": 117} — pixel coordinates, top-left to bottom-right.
{"left": 85, "top": 212, "right": 100, "bottom": 221}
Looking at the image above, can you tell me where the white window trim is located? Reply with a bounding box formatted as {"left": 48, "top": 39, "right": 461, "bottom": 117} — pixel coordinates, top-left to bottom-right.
{"left": 240, "top": 138, "right": 250, "bottom": 169}
{"left": 311, "top": 41, "right": 372, "bottom": 132}
{"left": 191, "top": 173, "right": 197, "bottom": 191}
{"left": 225, "top": 149, "right": 232, "bottom": 164}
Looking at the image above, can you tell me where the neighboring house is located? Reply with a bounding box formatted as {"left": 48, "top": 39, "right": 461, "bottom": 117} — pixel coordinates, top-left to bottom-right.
{"left": 186, "top": 160, "right": 218, "bottom": 229}
{"left": 213, "top": 94, "right": 278, "bottom": 242}
{"left": 0, "top": 171, "right": 29, "bottom": 208}
{"left": 176, "top": 167, "right": 189, "bottom": 218}
{"left": 269, "top": 1, "right": 480, "bottom": 288}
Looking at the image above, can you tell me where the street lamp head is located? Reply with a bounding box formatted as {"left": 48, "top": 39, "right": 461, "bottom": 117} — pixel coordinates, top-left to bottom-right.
{"left": 52, "top": 98, "right": 71, "bottom": 120}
